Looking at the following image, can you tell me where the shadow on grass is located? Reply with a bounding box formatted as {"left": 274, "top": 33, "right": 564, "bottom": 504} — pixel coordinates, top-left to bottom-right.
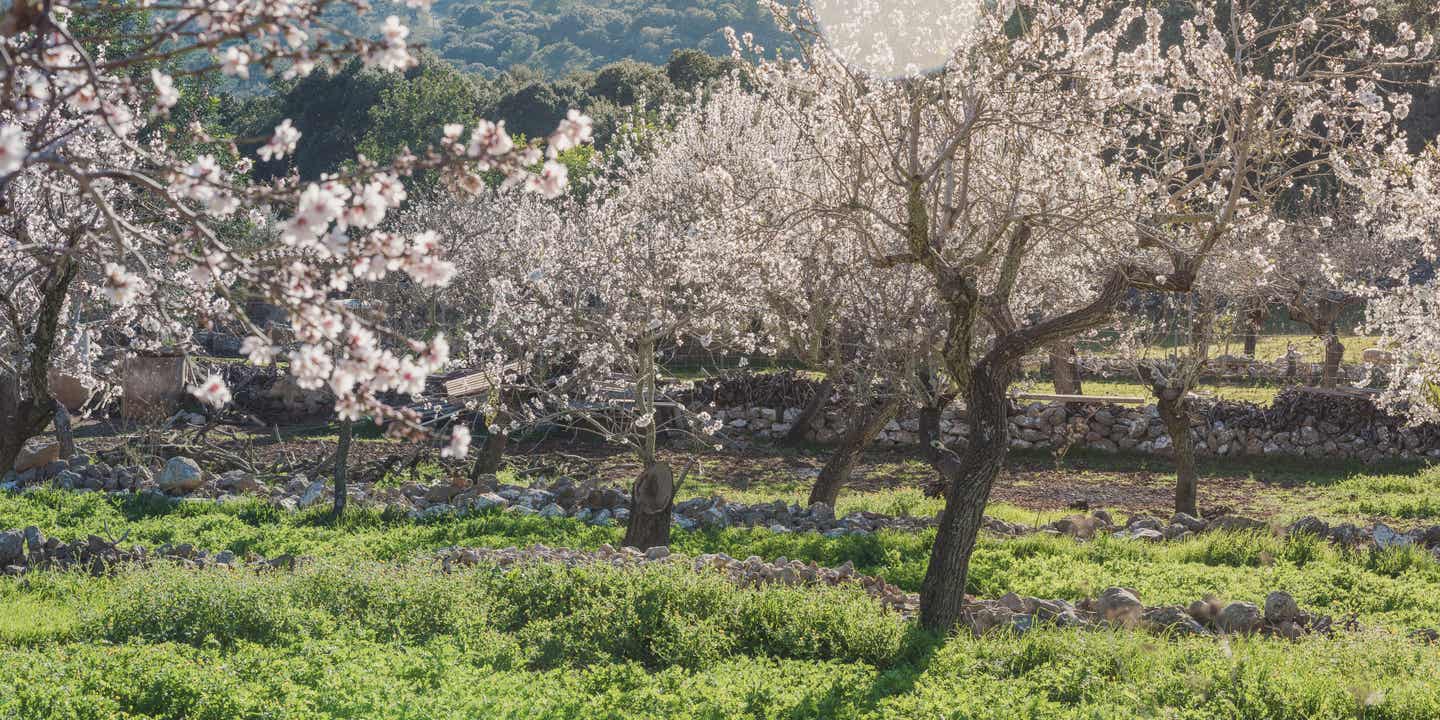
{"left": 798, "top": 625, "right": 947, "bottom": 717}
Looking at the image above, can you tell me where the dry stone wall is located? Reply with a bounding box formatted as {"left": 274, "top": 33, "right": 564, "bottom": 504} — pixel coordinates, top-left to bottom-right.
{"left": 705, "top": 388, "right": 1440, "bottom": 463}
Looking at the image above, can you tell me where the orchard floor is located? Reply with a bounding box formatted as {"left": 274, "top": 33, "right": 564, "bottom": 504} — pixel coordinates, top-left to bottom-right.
{"left": 6, "top": 428, "right": 1440, "bottom": 718}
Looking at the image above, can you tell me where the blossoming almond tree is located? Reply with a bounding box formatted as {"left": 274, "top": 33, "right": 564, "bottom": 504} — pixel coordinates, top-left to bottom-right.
{"left": 643, "top": 82, "right": 947, "bottom": 507}
{"left": 743, "top": 0, "right": 1433, "bottom": 632}
{"left": 0, "top": 1, "right": 590, "bottom": 470}
{"left": 424, "top": 112, "right": 771, "bottom": 548}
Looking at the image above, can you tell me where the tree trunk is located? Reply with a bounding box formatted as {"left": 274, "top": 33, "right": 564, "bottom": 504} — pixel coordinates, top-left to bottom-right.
{"left": 0, "top": 373, "right": 30, "bottom": 473}
{"left": 1048, "top": 341, "right": 1082, "bottom": 395}
{"left": 1322, "top": 334, "right": 1344, "bottom": 389}
{"left": 1156, "top": 391, "right": 1198, "bottom": 517}
{"left": 807, "top": 396, "right": 901, "bottom": 507}
{"left": 1242, "top": 304, "right": 1264, "bottom": 358}
{"left": 622, "top": 461, "right": 674, "bottom": 550}
{"left": 783, "top": 376, "right": 833, "bottom": 445}
{"left": 469, "top": 406, "right": 510, "bottom": 485}
{"left": 332, "top": 419, "right": 352, "bottom": 518}
{"left": 53, "top": 401, "right": 76, "bottom": 460}
{"left": 918, "top": 364, "right": 1010, "bottom": 633}
{"left": 0, "top": 257, "right": 76, "bottom": 473}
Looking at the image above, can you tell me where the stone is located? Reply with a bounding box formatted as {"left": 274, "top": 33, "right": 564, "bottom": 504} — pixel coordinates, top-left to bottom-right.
{"left": 1170, "top": 512, "right": 1207, "bottom": 533}
{"left": 644, "top": 546, "right": 670, "bottom": 560}
{"left": 22, "top": 526, "right": 43, "bottom": 553}
{"left": 217, "top": 470, "right": 261, "bottom": 493}
{"left": 122, "top": 355, "right": 186, "bottom": 422}
{"left": 1373, "top": 523, "right": 1413, "bottom": 550}
{"left": 298, "top": 480, "right": 328, "bottom": 509}
{"left": 808, "top": 501, "right": 835, "bottom": 521}
{"left": 1215, "top": 602, "right": 1263, "bottom": 634}
{"left": 1127, "top": 515, "right": 1162, "bottom": 531}
{"left": 1264, "top": 591, "right": 1301, "bottom": 624}
{"left": 1052, "top": 514, "right": 1099, "bottom": 540}
{"left": 1288, "top": 516, "right": 1329, "bottom": 537}
{"left": 1127, "top": 528, "right": 1164, "bottom": 542}
{"left": 699, "top": 507, "right": 729, "bottom": 528}
{"left": 538, "top": 503, "right": 566, "bottom": 519}
{"left": 1141, "top": 605, "right": 1208, "bottom": 636}
{"left": 0, "top": 531, "right": 22, "bottom": 565}
{"left": 1097, "top": 586, "right": 1143, "bottom": 624}
{"left": 156, "top": 457, "right": 204, "bottom": 493}
{"left": 13, "top": 441, "right": 60, "bottom": 473}
{"left": 969, "top": 605, "right": 1018, "bottom": 635}
{"left": 471, "top": 492, "right": 508, "bottom": 511}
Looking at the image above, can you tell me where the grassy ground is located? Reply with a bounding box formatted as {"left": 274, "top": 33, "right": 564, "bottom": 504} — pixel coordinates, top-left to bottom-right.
{"left": 5, "top": 445, "right": 1440, "bottom": 719}
{"left": 5, "top": 560, "right": 1439, "bottom": 719}
{"left": 1011, "top": 377, "right": 1284, "bottom": 404}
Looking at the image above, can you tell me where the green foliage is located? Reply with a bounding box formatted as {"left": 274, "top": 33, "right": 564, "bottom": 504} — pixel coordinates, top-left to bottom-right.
{"left": 357, "top": 0, "right": 794, "bottom": 77}
{"left": 5, "top": 477, "right": 1440, "bottom": 717}
{"left": 4, "top": 560, "right": 1440, "bottom": 718}
{"left": 355, "top": 57, "right": 484, "bottom": 166}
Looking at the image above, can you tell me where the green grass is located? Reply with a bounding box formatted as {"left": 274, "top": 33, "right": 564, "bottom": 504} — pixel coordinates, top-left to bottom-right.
{"left": 2, "top": 559, "right": 1440, "bottom": 719}
{"left": 1023, "top": 378, "right": 1284, "bottom": 405}
{"left": 5, "top": 449, "right": 1440, "bottom": 720}
{"left": 5, "top": 487, "right": 1440, "bottom": 628}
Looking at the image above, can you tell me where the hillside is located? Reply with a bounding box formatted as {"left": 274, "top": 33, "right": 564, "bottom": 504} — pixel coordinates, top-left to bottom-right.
{"left": 348, "top": 0, "right": 795, "bottom": 77}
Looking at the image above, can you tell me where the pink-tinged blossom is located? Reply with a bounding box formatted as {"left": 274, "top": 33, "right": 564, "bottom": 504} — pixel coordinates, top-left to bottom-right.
{"left": 102, "top": 263, "right": 142, "bottom": 306}
{"left": 241, "top": 336, "right": 277, "bottom": 366}
{"left": 151, "top": 70, "right": 179, "bottom": 111}
{"left": 527, "top": 161, "right": 568, "bottom": 198}
{"left": 0, "top": 125, "right": 26, "bottom": 176}
{"left": 221, "top": 47, "right": 250, "bottom": 78}
{"left": 189, "top": 374, "right": 232, "bottom": 407}
{"left": 258, "top": 119, "right": 301, "bottom": 162}
{"left": 441, "top": 426, "right": 471, "bottom": 459}
{"left": 547, "top": 109, "right": 594, "bottom": 156}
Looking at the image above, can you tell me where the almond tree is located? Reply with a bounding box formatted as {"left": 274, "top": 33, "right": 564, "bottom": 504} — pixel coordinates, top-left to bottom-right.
{"left": 0, "top": 0, "right": 589, "bottom": 469}
{"left": 1361, "top": 145, "right": 1440, "bottom": 416}
{"left": 448, "top": 115, "right": 771, "bottom": 549}
{"left": 744, "top": 0, "right": 1431, "bottom": 632}
{"left": 651, "top": 84, "right": 947, "bottom": 506}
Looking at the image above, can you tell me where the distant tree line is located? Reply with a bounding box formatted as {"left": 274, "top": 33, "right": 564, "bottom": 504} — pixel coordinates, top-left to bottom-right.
{"left": 221, "top": 49, "right": 743, "bottom": 186}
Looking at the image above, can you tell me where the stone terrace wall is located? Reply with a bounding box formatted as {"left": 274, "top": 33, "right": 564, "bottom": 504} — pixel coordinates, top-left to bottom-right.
{"left": 700, "top": 386, "right": 1440, "bottom": 463}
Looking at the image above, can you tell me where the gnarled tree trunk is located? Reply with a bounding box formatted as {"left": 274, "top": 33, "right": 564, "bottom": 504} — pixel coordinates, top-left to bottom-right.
{"left": 469, "top": 404, "right": 510, "bottom": 486}
{"left": 1322, "top": 334, "right": 1344, "bottom": 389}
{"left": 808, "top": 395, "right": 902, "bottom": 507}
{"left": 917, "top": 265, "right": 1129, "bottom": 634}
{"left": 918, "top": 362, "right": 1011, "bottom": 632}
{"left": 1048, "top": 341, "right": 1083, "bottom": 395}
{"left": 1242, "top": 303, "right": 1265, "bottom": 358}
{"left": 0, "top": 256, "right": 76, "bottom": 473}
{"left": 622, "top": 461, "right": 674, "bottom": 550}
{"left": 783, "top": 376, "right": 833, "bottom": 445}
{"left": 1155, "top": 389, "right": 1198, "bottom": 516}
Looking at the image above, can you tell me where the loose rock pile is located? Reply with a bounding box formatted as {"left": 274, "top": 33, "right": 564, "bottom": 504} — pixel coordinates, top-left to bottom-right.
{"left": 8, "top": 454, "right": 1440, "bottom": 556}
{"left": 0, "top": 525, "right": 295, "bottom": 576}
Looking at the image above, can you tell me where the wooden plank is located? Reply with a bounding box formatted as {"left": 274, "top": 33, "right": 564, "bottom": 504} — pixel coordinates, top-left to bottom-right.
{"left": 444, "top": 361, "right": 524, "bottom": 397}
{"left": 1013, "top": 393, "right": 1148, "bottom": 405}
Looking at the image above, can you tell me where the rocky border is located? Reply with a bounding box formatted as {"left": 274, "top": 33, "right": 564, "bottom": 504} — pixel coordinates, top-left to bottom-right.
{"left": 0, "top": 526, "right": 297, "bottom": 576}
